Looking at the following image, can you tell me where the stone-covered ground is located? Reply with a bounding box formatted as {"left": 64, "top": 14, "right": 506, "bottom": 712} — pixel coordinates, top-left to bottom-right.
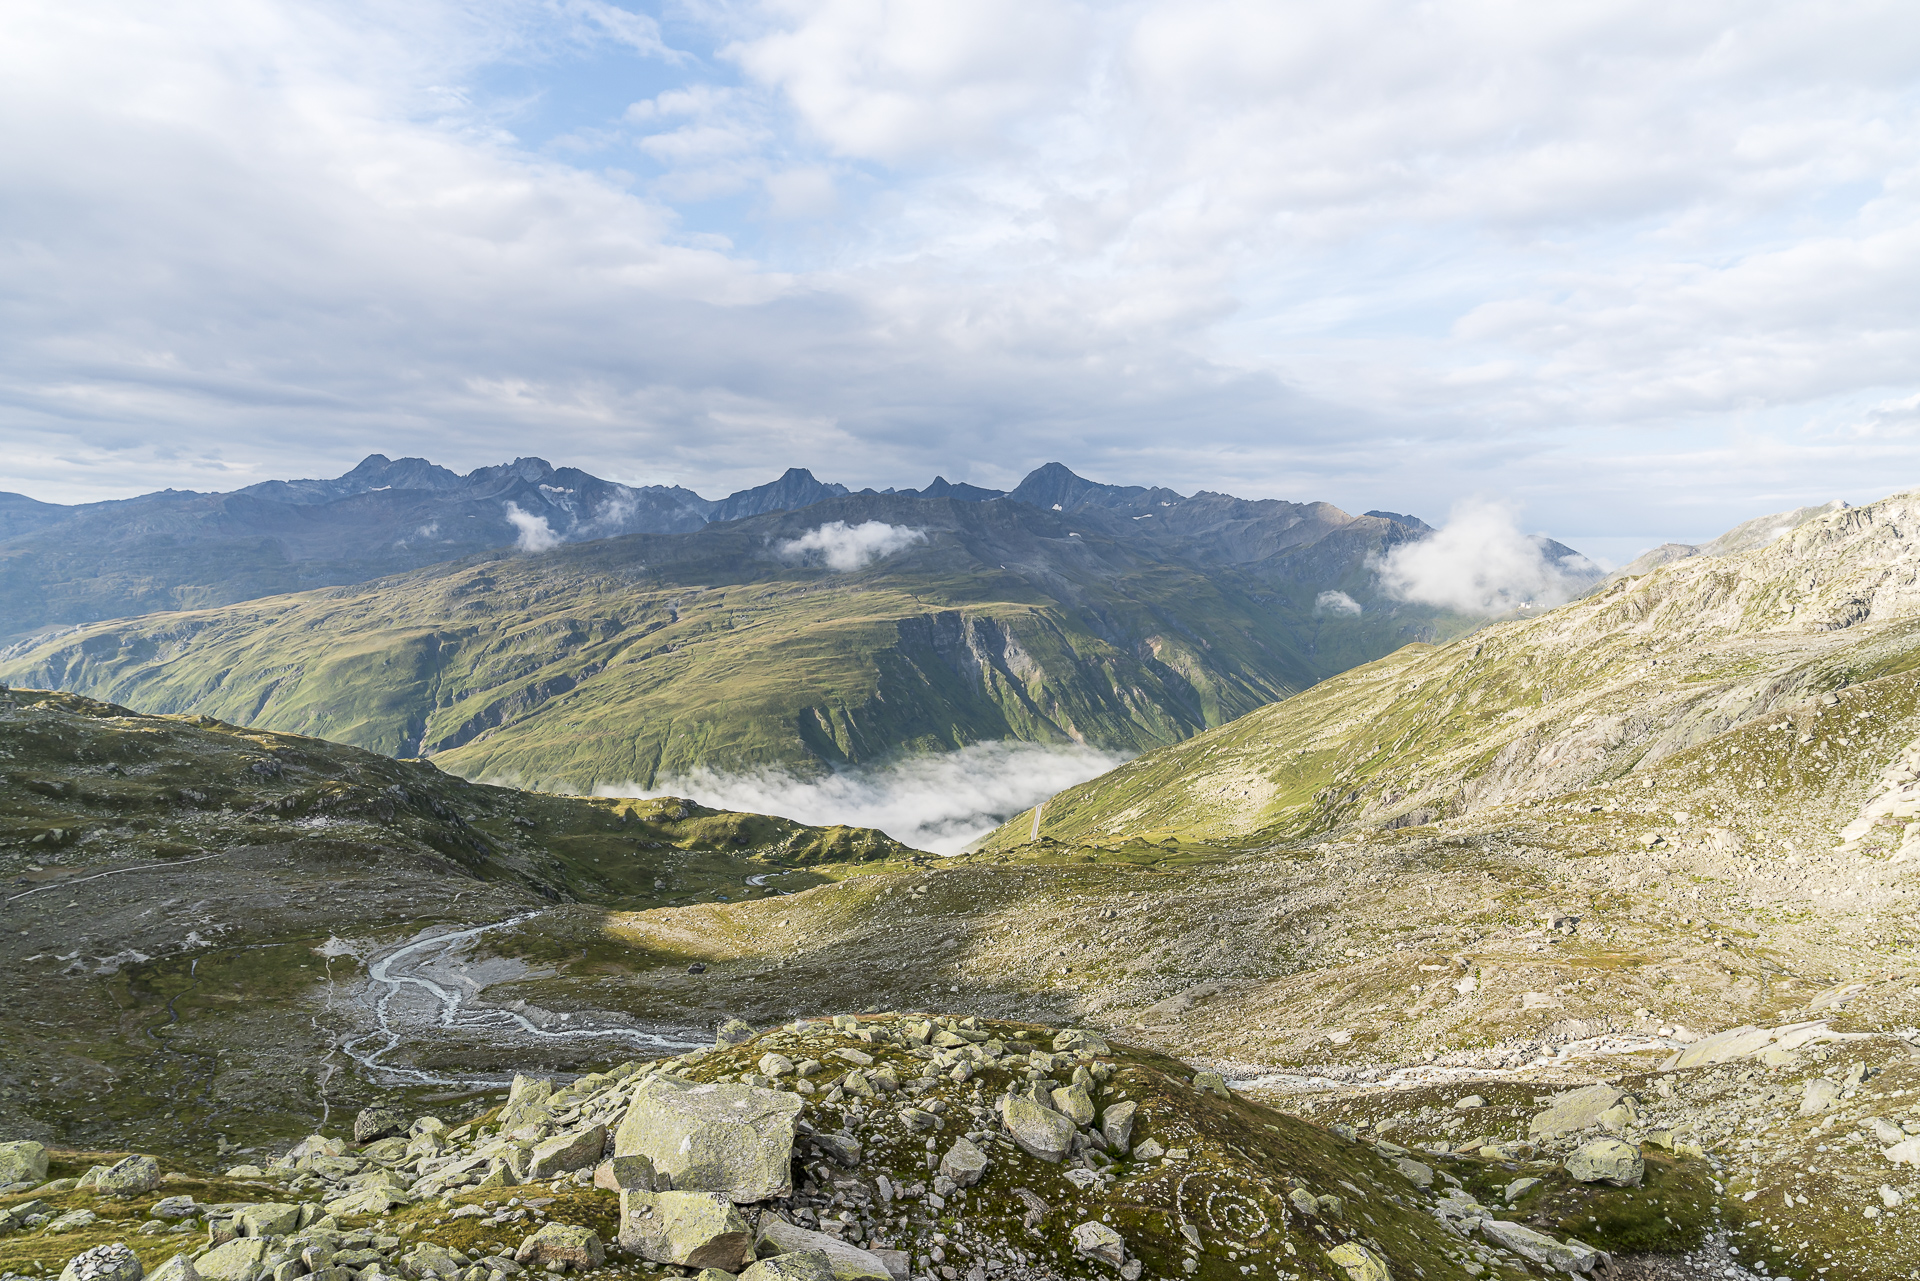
{"left": 1, "top": 1013, "right": 1781, "bottom": 1281}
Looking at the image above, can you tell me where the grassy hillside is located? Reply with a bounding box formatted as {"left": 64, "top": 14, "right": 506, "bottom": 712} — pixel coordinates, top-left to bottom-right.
{"left": 0, "top": 494, "right": 1474, "bottom": 789}
{"left": 981, "top": 487, "right": 1920, "bottom": 849}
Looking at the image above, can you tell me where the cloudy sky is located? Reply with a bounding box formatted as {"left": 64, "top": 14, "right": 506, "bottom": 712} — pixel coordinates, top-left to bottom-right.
{"left": 6, "top": 0, "right": 1920, "bottom": 560}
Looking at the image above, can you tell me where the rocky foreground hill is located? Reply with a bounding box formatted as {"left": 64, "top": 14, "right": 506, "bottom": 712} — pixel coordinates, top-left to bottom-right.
{"left": 3, "top": 1011, "right": 1835, "bottom": 1281}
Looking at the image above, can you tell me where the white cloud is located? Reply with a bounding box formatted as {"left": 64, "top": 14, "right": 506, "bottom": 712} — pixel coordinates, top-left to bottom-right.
{"left": 504, "top": 501, "right": 560, "bottom": 551}
{"left": 1314, "top": 590, "right": 1362, "bottom": 616}
{"left": 602, "top": 741, "right": 1126, "bottom": 855}
{"left": 2, "top": 0, "right": 1920, "bottom": 544}
{"left": 1374, "top": 501, "right": 1599, "bottom": 615}
{"left": 775, "top": 520, "right": 925, "bottom": 571}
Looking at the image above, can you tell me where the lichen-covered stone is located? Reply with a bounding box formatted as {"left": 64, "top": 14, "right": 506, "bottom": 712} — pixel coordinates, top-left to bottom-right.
{"left": 1051, "top": 1084, "right": 1095, "bottom": 1126}
{"left": 1000, "top": 1094, "right": 1075, "bottom": 1163}
{"left": 236, "top": 1203, "right": 301, "bottom": 1237}
{"left": 529, "top": 1124, "right": 607, "bottom": 1179}
{"left": 1100, "top": 1101, "right": 1136, "bottom": 1153}
{"left": 617, "top": 1190, "right": 752, "bottom": 1269}
{"left": 758, "top": 1216, "right": 892, "bottom": 1280}
{"left": 740, "top": 1251, "right": 837, "bottom": 1281}
{"left": 514, "top": 1223, "right": 605, "bottom": 1271}
{"left": 0, "top": 1141, "right": 49, "bottom": 1188}
{"left": 1192, "top": 1073, "right": 1229, "bottom": 1100}
{"left": 1070, "top": 1221, "right": 1126, "bottom": 1267}
{"left": 1565, "top": 1139, "right": 1644, "bottom": 1188}
{"left": 99, "top": 1155, "right": 161, "bottom": 1198}
{"left": 498, "top": 1075, "right": 555, "bottom": 1133}
{"left": 937, "top": 1138, "right": 989, "bottom": 1188}
{"left": 197, "top": 1238, "right": 271, "bottom": 1281}
{"left": 353, "top": 1107, "right": 406, "bottom": 1144}
{"left": 402, "top": 1244, "right": 464, "bottom": 1278}
{"left": 1325, "top": 1243, "right": 1390, "bottom": 1281}
{"left": 1527, "top": 1085, "right": 1624, "bottom": 1138}
{"left": 614, "top": 1077, "right": 802, "bottom": 1203}
{"left": 1479, "top": 1220, "right": 1607, "bottom": 1274}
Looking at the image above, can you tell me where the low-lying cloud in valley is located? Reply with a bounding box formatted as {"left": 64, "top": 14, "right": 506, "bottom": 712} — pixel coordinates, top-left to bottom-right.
{"left": 601, "top": 741, "right": 1126, "bottom": 855}
{"left": 1375, "top": 501, "right": 1601, "bottom": 616}
{"left": 776, "top": 521, "right": 926, "bottom": 571}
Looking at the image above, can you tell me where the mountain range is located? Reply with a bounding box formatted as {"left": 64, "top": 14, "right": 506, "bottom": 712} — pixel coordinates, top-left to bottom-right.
{"left": 0, "top": 460, "right": 1582, "bottom": 786}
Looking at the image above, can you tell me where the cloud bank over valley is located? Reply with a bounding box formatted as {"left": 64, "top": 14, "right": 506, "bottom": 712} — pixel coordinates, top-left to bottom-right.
{"left": 598, "top": 742, "right": 1128, "bottom": 856}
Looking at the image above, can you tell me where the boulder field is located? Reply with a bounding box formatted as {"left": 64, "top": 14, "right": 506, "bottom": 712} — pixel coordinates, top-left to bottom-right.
{"left": 0, "top": 1013, "right": 1801, "bottom": 1281}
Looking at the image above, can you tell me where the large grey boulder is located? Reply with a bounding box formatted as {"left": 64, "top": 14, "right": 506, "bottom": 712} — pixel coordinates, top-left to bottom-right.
{"left": 1527, "top": 1085, "right": 1625, "bottom": 1138}
{"left": 0, "top": 1141, "right": 49, "bottom": 1187}
{"left": 1069, "top": 1222, "right": 1126, "bottom": 1267}
{"left": 196, "top": 1239, "right": 271, "bottom": 1281}
{"left": 322, "top": 1185, "right": 412, "bottom": 1218}
{"left": 1100, "top": 1101, "right": 1136, "bottom": 1153}
{"left": 285, "top": 1135, "right": 348, "bottom": 1161}
{"left": 1800, "top": 1079, "right": 1840, "bottom": 1116}
{"left": 614, "top": 1077, "right": 802, "bottom": 1203}
{"left": 938, "top": 1138, "right": 989, "bottom": 1188}
{"left": 99, "top": 1156, "right": 162, "bottom": 1198}
{"left": 759, "top": 1217, "right": 892, "bottom": 1280}
{"left": 146, "top": 1256, "right": 199, "bottom": 1281}
{"left": 498, "top": 1075, "right": 555, "bottom": 1133}
{"left": 402, "top": 1244, "right": 465, "bottom": 1278}
{"left": 1324, "top": 1243, "right": 1389, "bottom": 1281}
{"left": 1050, "top": 1085, "right": 1095, "bottom": 1127}
{"left": 609, "top": 1153, "right": 659, "bottom": 1191}
{"left": 740, "top": 1252, "right": 837, "bottom": 1281}
{"left": 236, "top": 1204, "right": 301, "bottom": 1237}
{"left": 59, "top": 1244, "right": 143, "bottom": 1281}
{"left": 354, "top": 1107, "right": 406, "bottom": 1144}
{"left": 1479, "top": 1220, "right": 1607, "bottom": 1274}
{"left": 1566, "top": 1139, "right": 1644, "bottom": 1188}
{"left": 530, "top": 1125, "right": 607, "bottom": 1179}
{"left": 1000, "top": 1095, "right": 1075, "bottom": 1163}
{"left": 514, "top": 1224, "right": 604, "bottom": 1271}
{"left": 148, "top": 1197, "right": 198, "bottom": 1220}
{"left": 617, "top": 1190, "right": 753, "bottom": 1269}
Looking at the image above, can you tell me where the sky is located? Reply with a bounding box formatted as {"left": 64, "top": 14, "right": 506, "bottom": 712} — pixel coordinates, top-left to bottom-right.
{"left": 6, "top": 1, "right": 1920, "bottom": 559}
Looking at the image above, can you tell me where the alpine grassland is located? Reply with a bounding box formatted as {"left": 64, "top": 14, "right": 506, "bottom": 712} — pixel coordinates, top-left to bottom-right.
{"left": 1, "top": 495, "right": 1472, "bottom": 789}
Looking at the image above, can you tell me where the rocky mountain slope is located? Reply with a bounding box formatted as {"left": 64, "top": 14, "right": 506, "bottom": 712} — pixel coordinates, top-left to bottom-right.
{"left": 0, "top": 487, "right": 1483, "bottom": 789}
{"left": 978, "top": 486, "right": 1920, "bottom": 851}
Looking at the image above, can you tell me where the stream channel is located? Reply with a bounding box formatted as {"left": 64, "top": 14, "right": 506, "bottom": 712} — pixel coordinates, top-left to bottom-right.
{"left": 338, "top": 912, "right": 704, "bottom": 1088}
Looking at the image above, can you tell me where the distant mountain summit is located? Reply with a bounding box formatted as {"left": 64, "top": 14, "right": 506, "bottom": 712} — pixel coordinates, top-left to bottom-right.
{"left": 0, "top": 457, "right": 1465, "bottom": 640}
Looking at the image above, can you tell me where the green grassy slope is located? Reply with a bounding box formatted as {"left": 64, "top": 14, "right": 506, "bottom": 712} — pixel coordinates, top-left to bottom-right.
{"left": 0, "top": 495, "right": 1474, "bottom": 789}
{"left": 0, "top": 688, "right": 916, "bottom": 907}
{"left": 981, "top": 488, "right": 1920, "bottom": 849}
